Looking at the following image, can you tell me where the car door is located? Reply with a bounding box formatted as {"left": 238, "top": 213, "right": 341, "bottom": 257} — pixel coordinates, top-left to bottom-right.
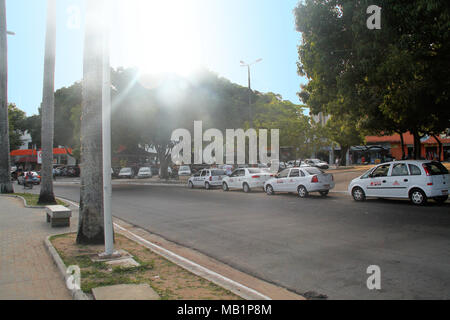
{"left": 286, "top": 168, "right": 301, "bottom": 192}
{"left": 194, "top": 170, "right": 205, "bottom": 186}
{"left": 273, "top": 169, "right": 290, "bottom": 192}
{"left": 227, "top": 170, "right": 239, "bottom": 188}
{"left": 365, "top": 164, "right": 392, "bottom": 197}
{"left": 385, "top": 162, "right": 410, "bottom": 198}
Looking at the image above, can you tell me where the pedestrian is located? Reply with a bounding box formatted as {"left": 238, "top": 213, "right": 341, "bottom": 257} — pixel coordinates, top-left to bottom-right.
{"left": 335, "top": 157, "right": 340, "bottom": 168}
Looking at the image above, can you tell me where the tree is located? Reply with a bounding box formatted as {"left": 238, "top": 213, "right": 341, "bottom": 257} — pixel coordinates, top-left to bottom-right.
{"left": 0, "top": 0, "right": 13, "bottom": 193}
{"left": 326, "top": 115, "right": 364, "bottom": 166}
{"left": 295, "top": 0, "right": 450, "bottom": 159}
{"left": 8, "top": 104, "right": 27, "bottom": 150}
{"left": 38, "top": 0, "right": 57, "bottom": 205}
{"left": 252, "top": 93, "right": 315, "bottom": 158}
{"left": 76, "top": 0, "right": 105, "bottom": 245}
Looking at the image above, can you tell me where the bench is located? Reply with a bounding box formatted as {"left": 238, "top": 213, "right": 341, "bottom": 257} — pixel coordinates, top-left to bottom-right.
{"left": 46, "top": 205, "right": 72, "bottom": 228}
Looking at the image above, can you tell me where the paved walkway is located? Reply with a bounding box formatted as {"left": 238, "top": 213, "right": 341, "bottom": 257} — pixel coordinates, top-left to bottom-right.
{"left": 0, "top": 196, "right": 74, "bottom": 300}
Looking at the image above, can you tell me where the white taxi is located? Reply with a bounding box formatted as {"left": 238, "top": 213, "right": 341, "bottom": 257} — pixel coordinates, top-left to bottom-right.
{"left": 222, "top": 168, "right": 274, "bottom": 193}
{"left": 348, "top": 160, "right": 449, "bottom": 205}
{"left": 188, "top": 169, "right": 227, "bottom": 190}
{"left": 264, "top": 167, "right": 335, "bottom": 197}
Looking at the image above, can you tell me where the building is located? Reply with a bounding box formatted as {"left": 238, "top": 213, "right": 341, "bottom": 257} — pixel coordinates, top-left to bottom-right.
{"left": 365, "top": 132, "right": 450, "bottom": 162}
{"left": 10, "top": 147, "right": 76, "bottom": 171}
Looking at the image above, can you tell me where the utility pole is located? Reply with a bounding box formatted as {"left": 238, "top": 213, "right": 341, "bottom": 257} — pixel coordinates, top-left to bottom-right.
{"left": 101, "top": 0, "right": 114, "bottom": 257}
{"left": 240, "top": 59, "right": 262, "bottom": 128}
{"left": 0, "top": 0, "right": 13, "bottom": 194}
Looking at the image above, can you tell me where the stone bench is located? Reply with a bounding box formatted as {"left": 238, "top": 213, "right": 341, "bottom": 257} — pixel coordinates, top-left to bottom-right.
{"left": 46, "top": 205, "right": 72, "bottom": 228}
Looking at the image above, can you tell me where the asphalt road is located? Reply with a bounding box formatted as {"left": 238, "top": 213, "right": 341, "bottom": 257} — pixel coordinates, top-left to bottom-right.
{"left": 42, "top": 176, "right": 450, "bottom": 300}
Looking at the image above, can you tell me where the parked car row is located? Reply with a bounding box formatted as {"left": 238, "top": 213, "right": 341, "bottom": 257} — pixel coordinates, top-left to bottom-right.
{"left": 188, "top": 166, "right": 336, "bottom": 197}
{"left": 187, "top": 160, "right": 449, "bottom": 206}
{"left": 53, "top": 165, "right": 80, "bottom": 177}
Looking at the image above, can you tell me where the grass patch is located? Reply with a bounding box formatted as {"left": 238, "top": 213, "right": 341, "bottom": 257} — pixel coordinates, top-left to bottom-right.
{"left": 51, "top": 233, "right": 241, "bottom": 300}
{"left": 14, "top": 193, "right": 69, "bottom": 207}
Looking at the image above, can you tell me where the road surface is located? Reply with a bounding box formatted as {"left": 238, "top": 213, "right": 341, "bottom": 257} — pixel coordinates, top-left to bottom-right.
{"left": 38, "top": 176, "right": 450, "bottom": 300}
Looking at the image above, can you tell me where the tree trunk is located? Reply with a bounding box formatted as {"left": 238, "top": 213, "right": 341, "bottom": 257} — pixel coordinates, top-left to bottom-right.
{"left": 76, "top": 0, "right": 105, "bottom": 245}
{"left": 38, "top": 0, "right": 57, "bottom": 205}
{"left": 432, "top": 135, "right": 442, "bottom": 161}
{"left": 340, "top": 145, "right": 348, "bottom": 166}
{"left": 158, "top": 149, "right": 169, "bottom": 180}
{"left": 399, "top": 132, "right": 406, "bottom": 160}
{"left": 412, "top": 131, "right": 421, "bottom": 160}
{"left": 0, "top": 0, "right": 13, "bottom": 194}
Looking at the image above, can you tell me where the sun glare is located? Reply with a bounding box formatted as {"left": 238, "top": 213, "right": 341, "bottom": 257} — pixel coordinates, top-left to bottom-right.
{"left": 113, "top": 0, "right": 203, "bottom": 76}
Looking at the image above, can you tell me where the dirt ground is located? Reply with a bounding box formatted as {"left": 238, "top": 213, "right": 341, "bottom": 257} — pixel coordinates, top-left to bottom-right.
{"left": 51, "top": 233, "right": 241, "bottom": 300}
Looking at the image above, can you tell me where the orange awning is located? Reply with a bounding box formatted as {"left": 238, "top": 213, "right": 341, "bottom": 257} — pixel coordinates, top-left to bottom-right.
{"left": 10, "top": 148, "right": 73, "bottom": 156}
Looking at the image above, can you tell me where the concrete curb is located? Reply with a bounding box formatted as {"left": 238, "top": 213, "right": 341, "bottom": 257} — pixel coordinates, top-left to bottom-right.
{"left": 115, "top": 225, "right": 271, "bottom": 300}
{"left": 0, "top": 194, "right": 46, "bottom": 209}
{"left": 44, "top": 235, "right": 91, "bottom": 300}
{"left": 59, "top": 197, "right": 272, "bottom": 300}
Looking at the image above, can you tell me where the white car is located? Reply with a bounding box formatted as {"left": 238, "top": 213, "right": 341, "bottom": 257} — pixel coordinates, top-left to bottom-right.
{"left": 118, "top": 167, "right": 134, "bottom": 179}
{"left": 348, "top": 160, "right": 449, "bottom": 206}
{"left": 303, "top": 159, "right": 329, "bottom": 170}
{"left": 137, "top": 167, "right": 152, "bottom": 179}
{"left": 178, "top": 165, "right": 192, "bottom": 177}
{"left": 222, "top": 168, "right": 274, "bottom": 193}
{"left": 264, "top": 167, "right": 335, "bottom": 198}
{"left": 188, "top": 169, "right": 227, "bottom": 190}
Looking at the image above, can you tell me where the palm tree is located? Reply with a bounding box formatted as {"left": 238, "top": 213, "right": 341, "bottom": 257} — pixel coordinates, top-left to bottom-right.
{"left": 76, "top": 0, "right": 106, "bottom": 244}
{"left": 38, "top": 0, "right": 57, "bottom": 204}
{"left": 0, "top": 0, "right": 13, "bottom": 194}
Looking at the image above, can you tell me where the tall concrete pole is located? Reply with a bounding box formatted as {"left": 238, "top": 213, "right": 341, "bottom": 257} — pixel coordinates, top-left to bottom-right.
{"left": 102, "top": 0, "right": 114, "bottom": 256}
{"left": 0, "top": 0, "right": 13, "bottom": 194}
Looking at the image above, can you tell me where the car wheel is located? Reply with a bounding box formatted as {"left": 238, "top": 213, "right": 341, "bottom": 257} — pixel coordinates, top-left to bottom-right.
{"left": 243, "top": 183, "right": 251, "bottom": 193}
{"left": 205, "top": 182, "right": 211, "bottom": 190}
{"left": 188, "top": 181, "right": 194, "bottom": 189}
{"left": 223, "top": 183, "right": 229, "bottom": 192}
{"left": 297, "top": 185, "right": 309, "bottom": 198}
{"left": 410, "top": 189, "right": 427, "bottom": 206}
{"left": 266, "top": 185, "right": 274, "bottom": 195}
{"left": 352, "top": 187, "right": 366, "bottom": 202}
{"left": 320, "top": 191, "right": 329, "bottom": 197}
{"left": 434, "top": 196, "right": 448, "bottom": 205}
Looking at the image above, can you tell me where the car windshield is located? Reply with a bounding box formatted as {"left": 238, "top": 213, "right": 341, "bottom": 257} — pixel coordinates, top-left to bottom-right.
{"left": 139, "top": 168, "right": 150, "bottom": 172}
{"left": 211, "top": 170, "right": 226, "bottom": 176}
{"left": 180, "top": 166, "right": 190, "bottom": 171}
{"left": 424, "top": 162, "right": 449, "bottom": 175}
{"left": 305, "top": 167, "right": 323, "bottom": 175}
{"left": 121, "top": 168, "right": 131, "bottom": 173}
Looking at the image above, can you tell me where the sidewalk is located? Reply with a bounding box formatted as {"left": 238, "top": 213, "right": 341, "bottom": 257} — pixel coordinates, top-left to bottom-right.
{"left": 0, "top": 196, "right": 75, "bottom": 300}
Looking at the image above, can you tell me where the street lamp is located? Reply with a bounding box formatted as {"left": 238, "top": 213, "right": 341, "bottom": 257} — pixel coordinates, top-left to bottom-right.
{"left": 240, "top": 58, "right": 262, "bottom": 128}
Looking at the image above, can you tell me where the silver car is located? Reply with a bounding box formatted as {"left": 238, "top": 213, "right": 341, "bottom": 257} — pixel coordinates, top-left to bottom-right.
{"left": 188, "top": 169, "right": 227, "bottom": 190}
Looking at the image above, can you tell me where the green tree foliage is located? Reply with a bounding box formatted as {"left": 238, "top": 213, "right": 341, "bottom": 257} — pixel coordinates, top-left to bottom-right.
{"left": 8, "top": 104, "right": 27, "bottom": 150}
{"left": 22, "top": 68, "right": 313, "bottom": 172}
{"left": 252, "top": 93, "right": 316, "bottom": 158}
{"left": 295, "top": 0, "right": 450, "bottom": 159}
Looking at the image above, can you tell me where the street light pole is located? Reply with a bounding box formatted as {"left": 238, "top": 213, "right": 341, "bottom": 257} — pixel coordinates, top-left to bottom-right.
{"left": 101, "top": 0, "right": 114, "bottom": 257}
{"left": 240, "top": 58, "right": 262, "bottom": 128}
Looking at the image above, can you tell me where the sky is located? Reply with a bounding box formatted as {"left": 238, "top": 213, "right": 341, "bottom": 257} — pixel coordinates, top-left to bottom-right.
{"left": 6, "top": 0, "right": 307, "bottom": 117}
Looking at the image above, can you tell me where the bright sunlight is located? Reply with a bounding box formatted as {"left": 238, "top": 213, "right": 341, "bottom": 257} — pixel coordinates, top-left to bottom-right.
{"left": 113, "top": 0, "right": 203, "bottom": 76}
